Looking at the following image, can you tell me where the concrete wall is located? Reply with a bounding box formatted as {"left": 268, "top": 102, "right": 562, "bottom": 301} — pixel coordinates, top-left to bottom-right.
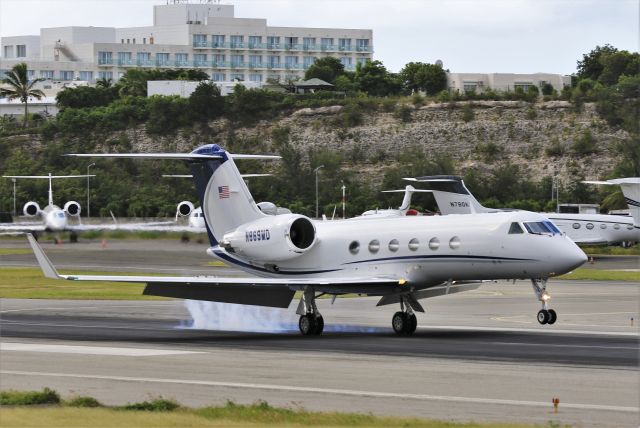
{"left": 448, "top": 72, "right": 571, "bottom": 93}
{"left": 1, "top": 36, "right": 40, "bottom": 59}
{"left": 153, "top": 3, "right": 234, "bottom": 26}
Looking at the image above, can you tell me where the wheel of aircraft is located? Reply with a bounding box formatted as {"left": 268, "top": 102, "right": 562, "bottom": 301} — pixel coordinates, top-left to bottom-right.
{"left": 392, "top": 311, "right": 417, "bottom": 336}
{"left": 408, "top": 313, "right": 418, "bottom": 334}
{"left": 531, "top": 278, "right": 558, "bottom": 326}
{"left": 537, "top": 309, "right": 549, "bottom": 325}
{"left": 547, "top": 309, "right": 557, "bottom": 325}
{"left": 313, "top": 315, "right": 324, "bottom": 335}
{"left": 298, "top": 314, "right": 316, "bottom": 335}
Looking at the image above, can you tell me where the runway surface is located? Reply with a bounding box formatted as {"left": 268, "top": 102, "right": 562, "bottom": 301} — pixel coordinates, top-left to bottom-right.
{"left": 1, "top": 238, "right": 639, "bottom": 426}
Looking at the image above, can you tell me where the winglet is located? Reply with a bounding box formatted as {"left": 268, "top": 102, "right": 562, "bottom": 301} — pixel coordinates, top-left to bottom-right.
{"left": 26, "top": 234, "right": 61, "bottom": 279}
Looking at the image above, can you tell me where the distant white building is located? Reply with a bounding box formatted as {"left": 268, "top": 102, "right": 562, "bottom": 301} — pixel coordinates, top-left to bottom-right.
{"left": 0, "top": 1, "right": 373, "bottom": 85}
{"left": 447, "top": 73, "right": 571, "bottom": 94}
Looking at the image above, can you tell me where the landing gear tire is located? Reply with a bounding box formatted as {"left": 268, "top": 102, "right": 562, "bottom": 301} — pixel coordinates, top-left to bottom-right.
{"left": 299, "top": 314, "right": 316, "bottom": 335}
{"left": 392, "top": 312, "right": 408, "bottom": 335}
{"left": 537, "top": 309, "right": 549, "bottom": 325}
{"left": 407, "top": 314, "right": 417, "bottom": 335}
{"left": 547, "top": 309, "right": 557, "bottom": 325}
{"left": 313, "top": 315, "right": 324, "bottom": 335}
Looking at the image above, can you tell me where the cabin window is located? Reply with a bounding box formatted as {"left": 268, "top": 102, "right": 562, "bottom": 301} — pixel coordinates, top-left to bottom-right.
{"left": 368, "top": 239, "right": 380, "bottom": 253}
{"left": 508, "top": 222, "right": 524, "bottom": 234}
{"left": 600, "top": 224, "right": 606, "bottom": 229}
{"left": 614, "top": 224, "right": 621, "bottom": 230}
{"left": 408, "top": 238, "right": 419, "bottom": 251}
{"left": 428, "top": 237, "right": 440, "bottom": 250}
{"left": 449, "top": 236, "right": 461, "bottom": 249}
{"left": 348, "top": 240, "right": 360, "bottom": 254}
{"left": 388, "top": 239, "right": 399, "bottom": 252}
{"left": 627, "top": 225, "right": 633, "bottom": 230}
{"left": 572, "top": 223, "right": 581, "bottom": 229}
{"left": 586, "top": 223, "right": 594, "bottom": 230}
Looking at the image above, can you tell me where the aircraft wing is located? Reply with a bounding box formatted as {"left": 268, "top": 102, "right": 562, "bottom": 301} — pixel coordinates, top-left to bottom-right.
{"left": 65, "top": 221, "right": 189, "bottom": 232}
{"left": 26, "top": 234, "right": 407, "bottom": 308}
{"left": 0, "top": 224, "right": 47, "bottom": 233}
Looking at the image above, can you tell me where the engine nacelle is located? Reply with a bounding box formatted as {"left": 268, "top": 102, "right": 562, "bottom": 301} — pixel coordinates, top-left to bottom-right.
{"left": 64, "top": 201, "right": 81, "bottom": 216}
{"left": 177, "top": 201, "right": 194, "bottom": 217}
{"left": 23, "top": 201, "right": 40, "bottom": 217}
{"left": 222, "top": 214, "right": 317, "bottom": 262}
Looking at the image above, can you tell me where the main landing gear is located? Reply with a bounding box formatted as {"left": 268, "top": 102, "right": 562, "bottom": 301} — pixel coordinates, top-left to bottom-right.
{"left": 392, "top": 296, "right": 418, "bottom": 336}
{"left": 531, "top": 278, "right": 557, "bottom": 325}
{"left": 297, "top": 288, "right": 324, "bottom": 336}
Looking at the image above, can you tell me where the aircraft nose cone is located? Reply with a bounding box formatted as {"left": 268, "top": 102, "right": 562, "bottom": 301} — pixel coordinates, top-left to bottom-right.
{"left": 565, "top": 243, "right": 588, "bottom": 272}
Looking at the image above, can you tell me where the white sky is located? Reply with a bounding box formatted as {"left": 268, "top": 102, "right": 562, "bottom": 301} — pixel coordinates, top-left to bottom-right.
{"left": 0, "top": 0, "right": 637, "bottom": 74}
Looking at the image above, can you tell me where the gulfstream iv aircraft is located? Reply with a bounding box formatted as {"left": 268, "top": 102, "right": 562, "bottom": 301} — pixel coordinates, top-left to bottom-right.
{"left": 28, "top": 145, "right": 587, "bottom": 335}
{"left": 407, "top": 176, "right": 640, "bottom": 245}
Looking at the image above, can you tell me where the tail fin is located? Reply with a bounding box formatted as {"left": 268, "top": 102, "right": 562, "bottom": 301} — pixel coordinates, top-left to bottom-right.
{"left": 67, "top": 145, "right": 280, "bottom": 246}
{"left": 404, "top": 175, "right": 493, "bottom": 214}
{"left": 585, "top": 178, "right": 640, "bottom": 226}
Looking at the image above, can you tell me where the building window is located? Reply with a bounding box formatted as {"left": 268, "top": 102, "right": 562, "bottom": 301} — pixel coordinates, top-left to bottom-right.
{"left": 213, "top": 54, "right": 225, "bottom": 67}
{"left": 0, "top": 69, "right": 7, "bottom": 79}
{"left": 137, "top": 52, "right": 151, "bottom": 65}
{"left": 303, "top": 56, "right": 316, "bottom": 69}
{"left": 303, "top": 37, "right": 316, "bottom": 50}
{"left": 193, "top": 34, "right": 207, "bottom": 47}
{"left": 321, "top": 38, "right": 333, "bottom": 50}
{"left": 79, "top": 71, "right": 93, "bottom": 81}
{"left": 284, "top": 37, "right": 298, "bottom": 49}
{"left": 267, "top": 36, "right": 280, "bottom": 49}
{"left": 248, "top": 36, "right": 262, "bottom": 48}
{"left": 143, "top": 38, "right": 146, "bottom": 44}
{"left": 249, "top": 55, "right": 262, "bottom": 68}
{"left": 230, "top": 54, "right": 244, "bottom": 67}
{"left": 40, "top": 70, "right": 54, "bottom": 79}
{"left": 132, "top": 38, "right": 136, "bottom": 44}
{"left": 230, "top": 35, "right": 244, "bottom": 48}
{"left": 97, "top": 51, "right": 112, "bottom": 64}
{"left": 339, "top": 38, "right": 351, "bottom": 51}
{"left": 514, "top": 82, "right": 533, "bottom": 92}
{"left": 285, "top": 56, "right": 298, "bottom": 68}
{"left": 194, "top": 53, "right": 207, "bottom": 66}
{"left": 249, "top": 73, "right": 263, "bottom": 83}
{"left": 118, "top": 52, "right": 132, "bottom": 65}
{"left": 356, "top": 39, "right": 369, "bottom": 52}
{"left": 212, "top": 35, "right": 225, "bottom": 47}
{"left": 175, "top": 53, "right": 188, "bottom": 66}
{"left": 230, "top": 73, "right": 244, "bottom": 81}
{"left": 356, "top": 57, "right": 368, "bottom": 67}
{"left": 26, "top": 69, "right": 35, "bottom": 80}
{"left": 340, "top": 57, "right": 352, "bottom": 69}
{"left": 60, "top": 70, "right": 74, "bottom": 80}
{"left": 156, "top": 53, "right": 170, "bottom": 66}
{"left": 211, "top": 72, "right": 225, "bottom": 81}
{"left": 98, "top": 71, "right": 113, "bottom": 80}
{"left": 16, "top": 45, "right": 26, "bottom": 57}
{"left": 268, "top": 55, "right": 280, "bottom": 68}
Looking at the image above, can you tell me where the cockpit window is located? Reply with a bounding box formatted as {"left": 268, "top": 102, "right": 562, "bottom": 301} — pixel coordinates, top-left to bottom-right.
{"left": 508, "top": 222, "right": 524, "bottom": 234}
{"left": 524, "top": 221, "right": 559, "bottom": 235}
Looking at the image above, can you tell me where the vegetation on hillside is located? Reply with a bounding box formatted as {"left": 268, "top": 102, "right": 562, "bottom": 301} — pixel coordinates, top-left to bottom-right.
{"left": 0, "top": 46, "right": 637, "bottom": 218}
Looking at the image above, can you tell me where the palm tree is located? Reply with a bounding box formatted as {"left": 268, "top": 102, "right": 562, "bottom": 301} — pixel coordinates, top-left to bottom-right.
{"left": 0, "top": 62, "right": 45, "bottom": 127}
{"left": 95, "top": 77, "right": 113, "bottom": 88}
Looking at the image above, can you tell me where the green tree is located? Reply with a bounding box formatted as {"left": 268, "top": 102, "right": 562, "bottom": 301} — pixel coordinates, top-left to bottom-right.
{"left": 303, "top": 57, "right": 345, "bottom": 83}
{"left": 56, "top": 86, "right": 118, "bottom": 109}
{"left": 597, "top": 49, "right": 640, "bottom": 86}
{"left": 576, "top": 44, "right": 618, "bottom": 81}
{"left": 95, "top": 77, "right": 113, "bottom": 88}
{"left": 188, "top": 81, "right": 224, "bottom": 122}
{"left": 354, "top": 60, "right": 401, "bottom": 96}
{"left": 399, "top": 62, "right": 447, "bottom": 95}
{"left": 0, "top": 63, "right": 45, "bottom": 126}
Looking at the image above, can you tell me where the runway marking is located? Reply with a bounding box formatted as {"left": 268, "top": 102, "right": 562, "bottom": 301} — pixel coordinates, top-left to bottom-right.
{"left": 0, "top": 342, "right": 203, "bottom": 357}
{"left": 0, "top": 303, "right": 173, "bottom": 314}
{"left": 423, "top": 325, "right": 639, "bottom": 337}
{"left": 1, "top": 370, "right": 637, "bottom": 413}
{"left": 491, "top": 342, "right": 639, "bottom": 350}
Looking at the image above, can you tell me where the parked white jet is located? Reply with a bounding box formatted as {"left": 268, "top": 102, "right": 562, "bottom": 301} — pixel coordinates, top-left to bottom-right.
{"left": 406, "top": 176, "right": 640, "bottom": 245}
{"left": 1, "top": 173, "right": 172, "bottom": 234}
{"left": 27, "top": 145, "right": 587, "bottom": 335}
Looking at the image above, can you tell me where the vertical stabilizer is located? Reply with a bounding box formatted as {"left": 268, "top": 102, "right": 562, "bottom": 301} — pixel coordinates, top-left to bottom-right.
{"left": 405, "top": 176, "right": 493, "bottom": 215}
{"left": 607, "top": 178, "right": 640, "bottom": 226}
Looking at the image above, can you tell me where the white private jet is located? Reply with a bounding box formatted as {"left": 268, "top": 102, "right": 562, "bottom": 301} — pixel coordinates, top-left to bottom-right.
{"left": 27, "top": 144, "right": 587, "bottom": 335}
{"left": 405, "top": 176, "right": 640, "bottom": 245}
{"left": 1, "top": 173, "right": 172, "bottom": 234}
{"left": 360, "top": 185, "right": 432, "bottom": 218}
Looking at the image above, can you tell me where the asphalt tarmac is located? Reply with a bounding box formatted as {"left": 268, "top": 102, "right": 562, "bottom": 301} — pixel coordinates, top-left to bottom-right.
{"left": 1, "top": 238, "right": 639, "bottom": 427}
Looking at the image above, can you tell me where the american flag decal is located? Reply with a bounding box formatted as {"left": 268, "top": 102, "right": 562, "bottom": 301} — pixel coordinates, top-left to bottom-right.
{"left": 218, "top": 185, "right": 230, "bottom": 199}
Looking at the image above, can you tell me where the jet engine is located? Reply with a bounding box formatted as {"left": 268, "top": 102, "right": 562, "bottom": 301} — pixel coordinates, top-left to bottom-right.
{"left": 64, "top": 201, "right": 81, "bottom": 216}
{"left": 222, "top": 214, "right": 317, "bottom": 262}
{"left": 23, "top": 201, "right": 41, "bottom": 217}
{"left": 176, "top": 201, "right": 194, "bottom": 217}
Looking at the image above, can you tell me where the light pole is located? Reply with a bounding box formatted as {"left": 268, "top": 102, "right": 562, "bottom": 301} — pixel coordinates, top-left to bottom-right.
{"left": 314, "top": 165, "right": 324, "bottom": 219}
{"left": 87, "top": 163, "right": 95, "bottom": 218}
{"left": 341, "top": 182, "right": 346, "bottom": 219}
{"left": 11, "top": 178, "right": 16, "bottom": 216}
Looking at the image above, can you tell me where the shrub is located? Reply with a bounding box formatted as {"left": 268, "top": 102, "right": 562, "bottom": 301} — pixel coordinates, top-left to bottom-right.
{"left": 67, "top": 396, "right": 102, "bottom": 407}
{"left": 545, "top": 138, "right": 565, "bottom": 157}
{"left": 572, "top": 129, "right": 598, "bottom": 155}
{"left": 475, "top": 142, "right": 504, "bottom": 162}
{"left": 381, "top": 98, "right": 397, "bottom": 112}
{"left": 120, "top": 398, "right": 180, "bottom": 412}
{"left": 0, "top": 387, "right": 60, "bottom": 405}
{"left": 394, "top": 104, "right": 413, "bottom": 122}
{"left": 462, "top": 104, "right": 475, "bottom": 122}
{"left": 340, "top": 102, "right": 363, "bottom": 127}
{"left": 526, "top": 107, "right": 537, "bottom": 120}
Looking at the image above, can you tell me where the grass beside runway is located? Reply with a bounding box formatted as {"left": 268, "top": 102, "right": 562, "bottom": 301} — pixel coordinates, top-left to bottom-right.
{"left": 0, "top": 390, "right": 541, "bottom": 428}
{"left": 582, "top": 245, "right": 640, "bottom": 256}
{"left": 0, "top": 267, "right": 165, "bottom": 300}
{"left": 558, "top": 268, "right": 640, "bottom": 282}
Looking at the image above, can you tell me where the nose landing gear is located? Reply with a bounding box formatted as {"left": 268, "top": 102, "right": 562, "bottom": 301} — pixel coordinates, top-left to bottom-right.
{"left": 532, "top": 278, "right": 557, "bottom": 325}
{"left": 297, "top": 288, "right": 324, "bottom": 336}
{"left": 392, "top": 296, "right": 418, "bottom": 336}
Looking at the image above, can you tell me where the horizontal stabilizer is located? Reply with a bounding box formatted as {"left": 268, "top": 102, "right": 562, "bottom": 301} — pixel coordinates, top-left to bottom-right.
{"left": 66, "top": 153, "right": 223, "bottom": 160}
{"left": 382, "top": 189, "right": 432, "bottom": 193}
{"left": 163, "top": 174, "right": 272, "bottom": 178}
{"left": 143, "top": 283, "right": 294, "bottom": 308}
{"left": 3, "top": 175, "right": 95, "bottom": 179}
